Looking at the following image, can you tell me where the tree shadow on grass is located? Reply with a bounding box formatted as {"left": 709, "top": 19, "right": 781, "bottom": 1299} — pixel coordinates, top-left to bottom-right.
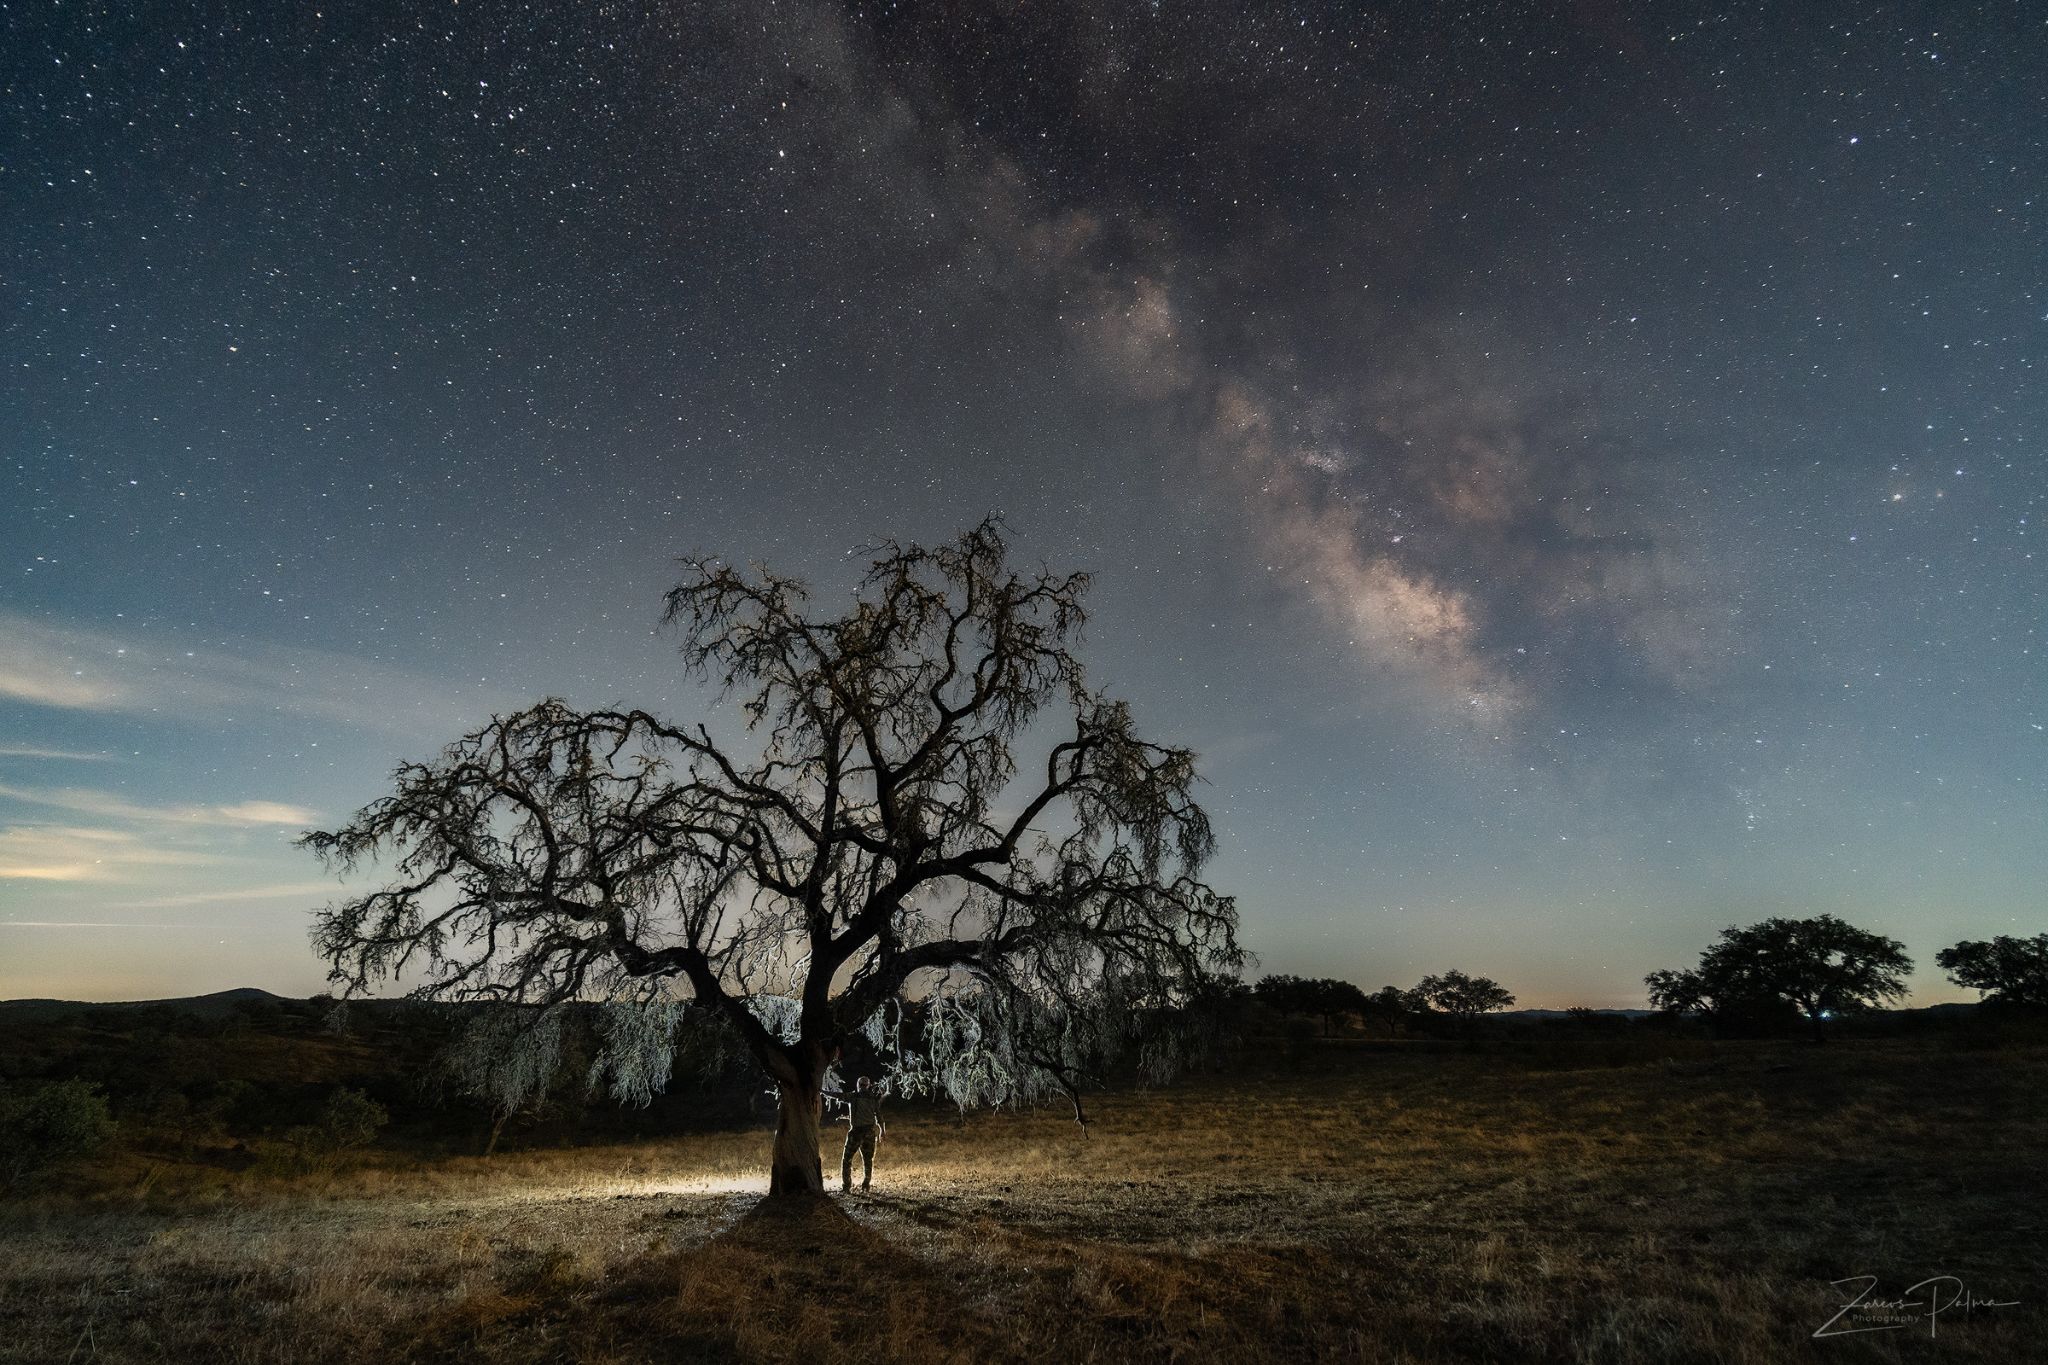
{"left": 414, "top": 1193, "right": 1027, "bottom": 1364}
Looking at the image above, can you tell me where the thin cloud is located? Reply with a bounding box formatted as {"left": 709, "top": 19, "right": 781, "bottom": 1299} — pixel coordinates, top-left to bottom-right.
{"left": 108, "top": 881, "right": 339, "bottom": 910}
{"left": 0, "top": 747, "right": 118, "bottom": 762}
{"left": 0, "top": 826, "right": 219, "bottom": 881}
{"left": 0, "top": 784, "right": 317, "bottom": 828}
{"left": 0, "top": 610, "right": 499, "bottom": 737}
{"left": 0, "top": 921, "right": 216, "bottom": 930}
{"left": 0, "top": 646, "right": 126, "bottom": 710}
{"left": 213, "top": 801, "right": 321, "bottom": 826}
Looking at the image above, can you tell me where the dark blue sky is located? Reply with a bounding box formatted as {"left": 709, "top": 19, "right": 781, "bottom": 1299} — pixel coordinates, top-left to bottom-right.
{"left": 4, "top": 1, "right": 2042, "bottom": 1004}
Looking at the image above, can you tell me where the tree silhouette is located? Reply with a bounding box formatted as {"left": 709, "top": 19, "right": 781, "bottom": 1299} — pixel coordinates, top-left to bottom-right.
{"left": 1647, "top": 915, "right": 1910, "bottom": 1041}
{"left": 1936, "top": 934, "right": 2048, "bottom": 1009}
{"left": 303, "top": 520, "right": 1241, "bottom": 1196}
{"left": 1252, "top": 975, "right": 1372, "bottom": 1036}
{"left": 1361, "top": 985, "right": 1413, "bottom": 1037}
{"left": 1643, "top": 966, "right": 1797, "bottom": 1036}
{"left": 1408, "top": 969, "right": 1516, "bottom": 1031}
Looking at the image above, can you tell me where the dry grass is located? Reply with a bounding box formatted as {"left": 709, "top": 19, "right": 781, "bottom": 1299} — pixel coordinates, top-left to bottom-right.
{"left": 2, "top": 1037, "right": 2040, "bottom": 1363}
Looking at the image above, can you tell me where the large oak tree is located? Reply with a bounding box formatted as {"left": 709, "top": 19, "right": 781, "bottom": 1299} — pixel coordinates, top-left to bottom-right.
{"left": 1646, "top": 915, "right": 1910, "bottom": 1040}
{"left": 1936, "top": 933, "right": 2048, "bottom": 1009}
{"left": 303, "top": 520, "right": 1241, "bottom": 1194}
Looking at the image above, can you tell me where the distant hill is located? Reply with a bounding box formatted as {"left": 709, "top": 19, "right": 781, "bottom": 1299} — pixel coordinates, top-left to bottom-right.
{"left": 0, "top": 987, "right": 296, "bottom": 1020}
{"left": 1498, "top": 1008, "right": 1655, "bottom": 1021}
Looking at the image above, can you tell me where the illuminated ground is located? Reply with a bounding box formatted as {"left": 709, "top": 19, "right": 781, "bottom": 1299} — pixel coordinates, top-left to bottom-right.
{"left": 2, "top": 1038, "right": 2040, "bottom": 1363}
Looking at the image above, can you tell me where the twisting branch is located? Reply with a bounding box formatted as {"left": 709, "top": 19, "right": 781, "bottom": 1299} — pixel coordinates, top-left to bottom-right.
{"left": 303, "top": 517, "right": 1242, "bottom": 1191}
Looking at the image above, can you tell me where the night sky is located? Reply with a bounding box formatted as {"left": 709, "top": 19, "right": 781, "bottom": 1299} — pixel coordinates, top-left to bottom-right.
{"left": 4, "top": 2, "right": 2043, "bottom": 1006}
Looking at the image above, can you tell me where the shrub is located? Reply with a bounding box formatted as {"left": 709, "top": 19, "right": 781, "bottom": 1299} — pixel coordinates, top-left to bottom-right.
{"left": 317, "top": 1087, "right": 389, "bottom": 1151}
{"left": 0, "top": 1079, "right": 116, "bottom": 1189}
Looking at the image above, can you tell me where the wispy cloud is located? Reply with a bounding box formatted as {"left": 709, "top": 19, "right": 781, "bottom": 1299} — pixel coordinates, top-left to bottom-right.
{"left": 0, "top": 784, "right": 317, "bottom": 828}
{"left": 0, "top": 826, "right": 219, "bottom": 881}
{"left": 0, "top": 747, "right": 118, "bottom": 762}
{"left": 0, "top": 637, "right": 126, "bottom": 710}
{"left": 0, "top": 784, "right": 314, "bottom": 883}
{"left": 0, "top": 611, "right": 495, "bottom": 736}
{"left": 0, "top": 921, "right": 217, "bottom": 930}
{"left": 106, "top": 881, "right": 338, "bottom": 910}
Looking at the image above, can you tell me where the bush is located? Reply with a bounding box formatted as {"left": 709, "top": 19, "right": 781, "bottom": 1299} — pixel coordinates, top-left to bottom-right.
{"left": 0, "top": 1079, "right": 116, "bottom": 1189}
{"left": 257, "top": 1087, "right": 390, "bottom": 1178}
{"left": 317, "top": 1087, "right": 389, "bottom": 1151}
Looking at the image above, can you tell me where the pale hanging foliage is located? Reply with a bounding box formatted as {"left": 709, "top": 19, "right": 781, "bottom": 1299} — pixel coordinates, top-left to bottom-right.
{"left": 898, "top": 990, "right": 1025, "bottom": 1113}
{"left": 442, "top": 1005, "right": 568, "bottom": 1123}
{"left": 586, "top": 995, "right": 687, "bottom": 1108}
{"left": 304, "top": 519, "right": 1244, "bottom": 1164}
{"left": 895, "top": 972, "right": 1232, "bottom": 1125}
{"left": 748, "top": 994, "right": 803, "bottom": 1047}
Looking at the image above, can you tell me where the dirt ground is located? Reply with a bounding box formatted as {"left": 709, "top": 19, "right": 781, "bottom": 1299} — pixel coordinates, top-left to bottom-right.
{"left": 2, "top": 1037, "right": 2039, "bottom": 1363}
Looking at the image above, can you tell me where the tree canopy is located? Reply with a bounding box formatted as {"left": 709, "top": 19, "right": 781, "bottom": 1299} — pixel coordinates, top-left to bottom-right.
{"left": 1408, "top": 970, "right": 1516, "bottom": 1024}
{"left": 1646, "top": 915, "right": 1911, "bottom": 1040}
{"left": 1935, "top": 934, "right": 2048, "bottom": 1009}
{"left": 303, "top": 519, "right": 1242, "bottom": 1194}
{"left": 1251, "top": 975, "right": 1371, "bottom": 1035}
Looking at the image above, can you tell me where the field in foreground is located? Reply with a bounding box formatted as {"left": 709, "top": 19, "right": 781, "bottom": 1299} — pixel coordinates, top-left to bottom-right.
{"left": 1, "top": 1037, "right": 2039, "bottom": 1364}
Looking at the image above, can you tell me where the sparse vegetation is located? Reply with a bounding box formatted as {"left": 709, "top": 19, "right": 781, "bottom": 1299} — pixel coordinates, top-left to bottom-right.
{"left": 2, "top": 1016, "right": 2041, "bottom": 1363}
{"left": 0, "top": 1079, "right": 114, "bottom": 1191}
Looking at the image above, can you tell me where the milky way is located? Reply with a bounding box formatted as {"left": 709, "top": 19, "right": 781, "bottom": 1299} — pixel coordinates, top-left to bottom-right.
{"left": 3, "top": 2, "right": 2043, "bottom": 1004}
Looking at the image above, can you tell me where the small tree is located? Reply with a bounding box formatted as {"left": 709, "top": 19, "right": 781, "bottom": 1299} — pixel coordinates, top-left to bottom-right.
{"left": 1936, "top": 934, "right": 2048, "bottom": 1009}
{"left": 304, "top": 520, "right": 1241, "bottom": 1197}
{"left": 316, "top": 1087, "right": 389, "bottom": 1151}
{"left": 1409, "top": 970, "right": 1516, "bottom": 1032}
{"left": 1648, "top": 915, "right": 1911, "bottom": 1041}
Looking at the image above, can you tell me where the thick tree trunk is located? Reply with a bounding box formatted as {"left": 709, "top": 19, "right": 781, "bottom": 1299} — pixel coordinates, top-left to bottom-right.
{"left": 767, "top": 1065, "right": 827, "bottom": 1197}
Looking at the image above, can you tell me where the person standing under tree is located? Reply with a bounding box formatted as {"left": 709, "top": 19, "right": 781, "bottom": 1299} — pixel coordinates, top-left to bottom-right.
{"left": 822, "top": 1075, "right": 888, "bottom": 1192}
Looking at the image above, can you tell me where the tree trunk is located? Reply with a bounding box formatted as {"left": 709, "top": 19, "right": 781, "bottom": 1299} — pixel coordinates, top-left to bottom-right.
{"left": 768, "top": 1074, "right": 826, "bottom": 1197}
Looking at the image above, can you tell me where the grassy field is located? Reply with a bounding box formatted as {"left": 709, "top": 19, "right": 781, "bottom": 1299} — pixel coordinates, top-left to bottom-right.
{"left": 1, "top": 1035, "right": 2039, "bottom": 1363}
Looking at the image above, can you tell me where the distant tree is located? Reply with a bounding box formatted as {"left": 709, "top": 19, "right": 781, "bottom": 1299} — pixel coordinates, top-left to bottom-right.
{"left": 1361, "top": 985, "right": 1413, "bottom": 1037}
{"left": 1648, "top": 915, "right": 1911, "bottom": 1041}
{"left": 303, "top": 520, "right": 1241, "bottom": 1197}
{"left": 1252, "top": 975, "right": 1371, "bottom": 1036}
{"left": 1936, "top": 934, "right": 2048, "bottom": 1009}
{"left": 1409, "top": 970, "right": 1516, "bottom": 1031}
{"left": 0, "top": 1080, "right": 115, "bottom": 1190}
{"left": 1314, "top": 979, "right": 1371, "bottom": 1035}
{"left": 1251, "top": 973, "right": 1308, "bottom": 1019}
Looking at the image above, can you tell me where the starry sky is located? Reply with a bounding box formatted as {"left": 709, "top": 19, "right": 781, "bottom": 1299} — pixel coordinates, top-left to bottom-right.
{"left": 3, "top": 1, "right": 2043, "bottom": 1006}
